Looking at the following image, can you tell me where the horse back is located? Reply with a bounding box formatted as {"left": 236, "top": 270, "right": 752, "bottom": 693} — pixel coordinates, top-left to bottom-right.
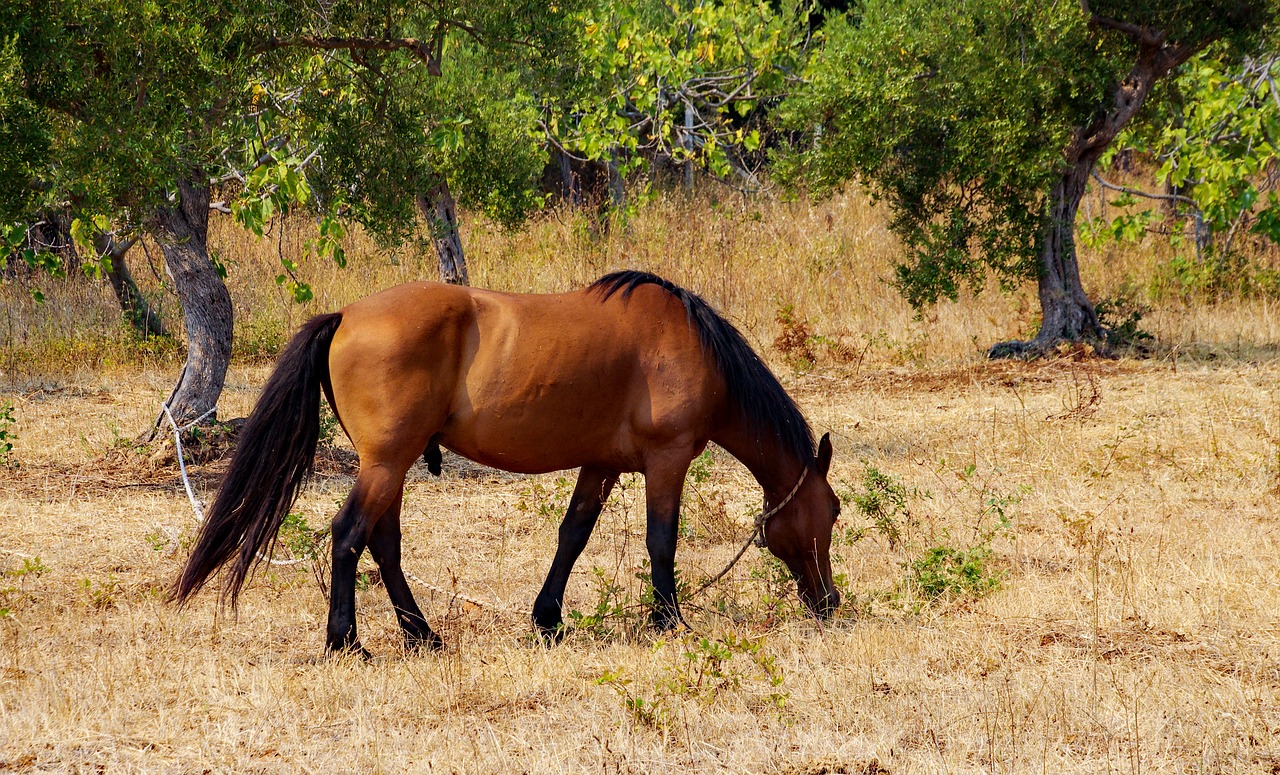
{"left": 327, "top": 281, "right": 726, "bottom": 475}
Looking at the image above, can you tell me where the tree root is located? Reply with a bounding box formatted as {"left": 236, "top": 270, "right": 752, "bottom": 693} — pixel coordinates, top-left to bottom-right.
{"left": 987, "top": 337, "right": 1116, "bottom": 361}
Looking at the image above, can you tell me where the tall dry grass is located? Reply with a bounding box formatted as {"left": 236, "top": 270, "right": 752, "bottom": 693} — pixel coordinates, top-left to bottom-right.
{"left": 0, "top": 185, "right": 1250, "bottom": 385}
{"left": 2, "top": 187, "right": 1280, "bottom": 772}
{"left": 5, "top": 185, "right": 1280, "bottom": 391}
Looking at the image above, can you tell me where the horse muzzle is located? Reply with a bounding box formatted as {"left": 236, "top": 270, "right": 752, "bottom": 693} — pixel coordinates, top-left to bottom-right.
{"left": 800, "top": 586, "right": 841, "bottom": 619}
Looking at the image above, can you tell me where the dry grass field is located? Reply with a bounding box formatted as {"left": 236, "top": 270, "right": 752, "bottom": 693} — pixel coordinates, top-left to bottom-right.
{"left": 3, "top": 190, "right": 1280, "bottom": 772}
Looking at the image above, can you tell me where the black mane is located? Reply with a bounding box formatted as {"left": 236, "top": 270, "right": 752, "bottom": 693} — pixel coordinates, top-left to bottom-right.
{"left": 589, "top": 270, "right": 815, "bottom": 462}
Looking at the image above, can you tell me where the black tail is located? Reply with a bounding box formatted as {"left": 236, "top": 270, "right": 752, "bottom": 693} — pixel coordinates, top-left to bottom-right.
{"left": 171, "top": 312, "right": 343, "bottom": 608}
{"left": 590, "top": 270, "right": 814, "bottom": 461}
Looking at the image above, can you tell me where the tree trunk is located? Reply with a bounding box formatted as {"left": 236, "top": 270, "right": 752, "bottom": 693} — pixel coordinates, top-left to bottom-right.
{"left": 556, "top": 148, "right": 581, "bottom": 208}
{"left": 95, "top": 233, "right": 169, "bottom": 339}
{"left": 417, "top": 181, "right": 468, "bottom": 285}
{"left": 608, "top": 148, "right": 625, "bottom": 209}
{"left": 991, "top": 30, "right": 1208, "bottom": 357}
{"left": 1032, "top": 164, "right": 1104, "bottom": 347}
{"left": 683, "top": 102, "right": 695, "bottom": 190}
{"left": 152, "top": 180, "right": 232, "bottom": 427}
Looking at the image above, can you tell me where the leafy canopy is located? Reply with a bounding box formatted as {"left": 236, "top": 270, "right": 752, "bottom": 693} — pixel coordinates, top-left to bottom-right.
{"left": 0, "top": 0, "right": 580, "bottom": 289}
{"left": 781, "top": 0, "right": 1278, "bottom": 307}
{"left": 553, "top": 0, "right": 809, "bottom": 187}
{"left": 1086, "top": 49, "right": 1280, "bottom": 260}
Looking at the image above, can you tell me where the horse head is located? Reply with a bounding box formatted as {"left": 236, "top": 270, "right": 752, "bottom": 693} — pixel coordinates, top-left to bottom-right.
{"left": 761, "top": 432, "right": 841, "bottom": 618}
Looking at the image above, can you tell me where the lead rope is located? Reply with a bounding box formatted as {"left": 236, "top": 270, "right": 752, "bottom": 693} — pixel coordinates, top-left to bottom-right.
{"left": 688, "top": 465, "right": 809, "bottom": 599}
{"left": 162, "top": 403, "right": 307, "bottom": 568}
{"left": 166, "top": 405, "right": 808, "bottom": 622}
{"left": 400, "top": 569, "right": 523, "bottom": 617}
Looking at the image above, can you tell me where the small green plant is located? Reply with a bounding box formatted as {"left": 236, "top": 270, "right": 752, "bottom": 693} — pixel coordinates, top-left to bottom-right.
{"left": 749, "top": 553, "right": 804, "bottom": 619}
{"left": 144, "top": 528, "right": 171, "bottom": 552}
{"left": 278, "top": 512, "right": 327, "bottom": 561}
{"left": 318, "top": 401, "right": 341, "bottom": 446}
{"left": 593, "top": 627, "right": 783, "bottom": 732}
{"left": 596, "top": 668, "right": 671, "bottom": 730}
{"left": 9, "top": 556, "right": 48, "bottom": 581}
{"left": 894, "top": 465, "right": 1021, "bottom": 610}
{"left": 844, "top": 464, "right": 923, "bottom": 550}
{"left": 102, "top": 419, "right": 138, "bottom": 451}
{"left": 1, "top": 556, "right": 49, "bottom": 618}
{"left": 567, "top": 566, "right": 639, "bottom": 640}
{"left": 81, "top": 575, "right": 122, "bottom": 610}
{"left": 0, "top": 401, "right": 17, "bottom": 466}
{"left": 635, "top": 560, "right": 689, "bottom": 610}
{"left": 686, "top": 449, "right": 713, "bottom": 485}
{"left": 907, "top": 541, "right": 1001, "bottom": 602}
{"left": 515, "top": 475, "right": 574, "bottom": 520}
{"left": 1095, "top": 291, "right": 1153, "bottom": 349}
{"left": 596, "top": 632, "right": 789, "bottom": 731}
{"left": 670, "top": 634, "right": 787, "bottom": 708}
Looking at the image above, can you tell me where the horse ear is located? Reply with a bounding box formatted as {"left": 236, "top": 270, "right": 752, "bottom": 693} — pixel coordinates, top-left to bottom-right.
{"left": 816, "top": 432, "right": 833, "bottom": 475}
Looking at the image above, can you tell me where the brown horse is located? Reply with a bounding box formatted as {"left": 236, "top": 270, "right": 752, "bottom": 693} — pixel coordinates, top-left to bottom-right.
{"left": 172, "top": 271, "right": 841, "bottom": 654}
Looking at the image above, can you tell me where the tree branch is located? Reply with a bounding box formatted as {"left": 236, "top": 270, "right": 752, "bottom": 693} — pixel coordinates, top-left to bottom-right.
{"left": 1091, "top": 171, "right": 1199, "bottom": 209}
{"left": 1088, "top": 15, "right": 1165, "bottom": 47}
{"left": 255, "top": 37, "right": 442, "bottom": 76}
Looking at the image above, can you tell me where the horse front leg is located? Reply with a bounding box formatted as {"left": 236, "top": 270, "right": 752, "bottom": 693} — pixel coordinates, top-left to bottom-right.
{"left": 532, "top": 466, "right": 618, "bottom": 643}
{"left": 643, "top": 460, "right": 690, "bottom": 632}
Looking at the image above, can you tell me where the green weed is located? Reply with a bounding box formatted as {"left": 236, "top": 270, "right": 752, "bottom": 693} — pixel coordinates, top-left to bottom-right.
{"left": 516, "top": 475, "right": 574, "bottom": 520}
{"left": 279, "top": 512, "right": 328, "bottom": 561}
{"left": 895, "top": 464, "right": 1021, "bottom": 610}
{"left": 596, "top": 632, "right": 789, "bottom": 732}
{"left": 906, "top": 542, "right": 1001, "bottom": 602}
{"left": 144, "top": 528, "right": 170, "bottom": 552}
{"left": 8, "top": 556, "right": 48, "bottom": 581}
{"left": 686, "top": 449, "right": 713, "bottom": 485}
{"left": 80, "top": 575, "right": 122, "bottom": 610}
{"left": 0, "top": 556, "right": 49, "bottom": 618}
{"left": 0, "top": 401, "right": 16, "bottom": 466}
{"left": 567, "top": 566, "right": 640, "bottom": 640}
{"left": 318, "top": 401, "right": 341, "bottom": 446}
{"left": 842, "top": 463, "right": 924, "bottom": 550}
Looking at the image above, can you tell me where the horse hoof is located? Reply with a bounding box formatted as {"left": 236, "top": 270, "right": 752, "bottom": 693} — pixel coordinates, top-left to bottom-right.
{"left": 533, "top": 620, "right": 565, "bottom": 646}
{"left": 647, "top": 610, "right": 680, "bottom": 633}
{"left": 326, "top": 641, "right": 373, "bottom": 661}
{"left": 407, "top": 632, "right": 445, "bottom": 653}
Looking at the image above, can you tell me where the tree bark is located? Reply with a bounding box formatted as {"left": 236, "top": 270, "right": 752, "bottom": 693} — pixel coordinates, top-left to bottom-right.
{"left": 1031, "top": 164, "right": 1103, "bottom": 347}
{"left": 417, "top": 181, "right": 468, "bottom": 285}
{"left": 608, "top": 147, "right": 626, "bottom": 209}
{"left": 993, "top": 30, "right": 1208, "bottom": 356}
{"left": 557, "top": 148, "right": 581, "bottom": 208}
{"left": 151, "top": 180, "right": 232, "bottom": 427}
{"left": 683, "top": 102, "right": 695, "bottom": 190}
{"left": 94, "top": 233, "right": 169, "bottom": 339}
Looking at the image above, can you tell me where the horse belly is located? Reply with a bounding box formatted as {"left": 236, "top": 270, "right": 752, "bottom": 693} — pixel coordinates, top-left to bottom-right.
{"left": 439, "top": 367, "right": 640, "bottom": 475}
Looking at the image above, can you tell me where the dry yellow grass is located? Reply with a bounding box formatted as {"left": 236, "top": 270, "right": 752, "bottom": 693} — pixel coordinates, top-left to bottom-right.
{"left": 3, "top": 189, "right": 1280, "bottom": 772}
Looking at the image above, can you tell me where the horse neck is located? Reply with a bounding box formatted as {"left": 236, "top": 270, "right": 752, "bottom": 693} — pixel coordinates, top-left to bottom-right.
{"left": 712, "top": 415, "right": 810, "bottom": 503}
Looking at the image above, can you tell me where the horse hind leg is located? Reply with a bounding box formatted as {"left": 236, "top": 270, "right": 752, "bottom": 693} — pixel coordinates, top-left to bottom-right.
{"left": 327, "top": 466, "right": 407, "bottom": 656}
{"left": 366, "top": 490, "right": 443, "bottom": 652}
{"left": 532, "top": 466, "right": 618, "bottom": 643}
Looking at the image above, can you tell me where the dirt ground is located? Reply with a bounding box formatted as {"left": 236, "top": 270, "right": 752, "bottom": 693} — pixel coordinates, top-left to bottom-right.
{"left": 2, "top": 351, "right": 1278, "bottom": 773}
